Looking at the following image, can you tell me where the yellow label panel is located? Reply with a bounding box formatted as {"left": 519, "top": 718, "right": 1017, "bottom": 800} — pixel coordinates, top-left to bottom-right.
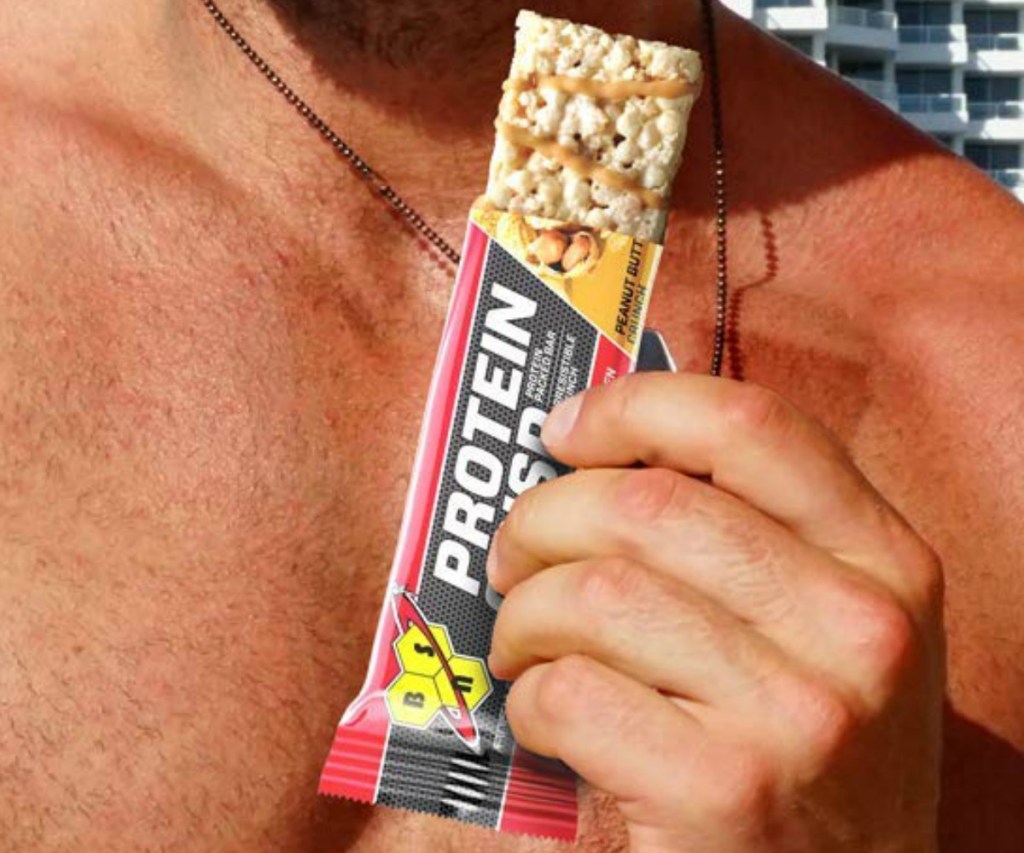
{"left": 470, "top": 208, "right": 662, "bottom": 358}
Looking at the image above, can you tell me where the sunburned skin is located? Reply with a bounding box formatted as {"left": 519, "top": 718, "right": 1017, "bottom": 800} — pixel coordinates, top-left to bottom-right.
{"left": 1, "top": 0, "right": 1023, "bottom": 851}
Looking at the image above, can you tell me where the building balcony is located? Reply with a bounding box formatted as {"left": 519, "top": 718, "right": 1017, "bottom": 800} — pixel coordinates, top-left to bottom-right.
{"left": 844, "top": 76, "right": 900, "bottom": 109}
{"left": 899, "top": 92, "right": 970, "bottom": 132}
{"left": 753, "top": 0, "right": 829, "bottom": 32}
{"left": 967, "top": 33, "right": 1024, "bottom": 73}
{"left": 897, "top": 24, "right": 969, "bottom": 66}
{"left": 967, "top": 100, "right": 1024, "bottom": 140}
{"left": 989, "top": 168, "right": 1024, "bottom": 189}
{"left": 969, "top": 100, "right": 1024, "bottom": 121}
{"left": 987, "top": 168, "right": 1024, "bottom": 200}
{"left": 828, "top": 6, "right": 899, "bottom": 51}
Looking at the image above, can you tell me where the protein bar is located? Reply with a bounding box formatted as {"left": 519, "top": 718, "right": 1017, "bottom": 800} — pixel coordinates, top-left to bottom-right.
{"left": 486, "top": 9, "right": 701, "bottom": 241}
{"left": 318, "top": 9, "right": 701, "bottom": 841}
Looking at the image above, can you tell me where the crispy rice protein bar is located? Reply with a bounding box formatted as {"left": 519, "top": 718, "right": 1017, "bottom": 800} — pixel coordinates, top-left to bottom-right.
{"left": 486, "top": 10, "right": 701, "bottom": 241}
{"left": 319, "top": 10, "right": 701, "bottom": 841}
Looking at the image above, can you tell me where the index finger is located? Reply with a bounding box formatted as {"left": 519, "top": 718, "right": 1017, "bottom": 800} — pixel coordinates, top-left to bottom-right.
{"left": 539, "top": 373, "right": 935, "bottom": 596}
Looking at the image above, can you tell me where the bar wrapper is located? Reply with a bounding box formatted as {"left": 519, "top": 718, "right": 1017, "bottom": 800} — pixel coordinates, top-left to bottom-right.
{"left": 319, "top": 10, "right": 700, "bottom": 842}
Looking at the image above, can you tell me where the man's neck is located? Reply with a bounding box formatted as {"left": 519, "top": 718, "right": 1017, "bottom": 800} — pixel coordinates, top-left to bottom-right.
{"left": 3, "top": 1, "right": 701, "bottom": 205}
{"left": 207, "top": 0, "right": 703, "bottom": 149}
{"left": 6, "top": 0, "right": 1018, "bottom": 302}
{"left": 257, "top": 0, "right": 701, "bottom": 91}
{"left": 9, "top": 0, "right": 699, "bottom": 145}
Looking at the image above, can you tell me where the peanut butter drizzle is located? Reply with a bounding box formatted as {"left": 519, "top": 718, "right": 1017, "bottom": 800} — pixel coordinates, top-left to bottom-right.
{"left": 502, "top": 74, "right": 696, "bottom": 101}
{"left": 495, "top": 120, "right": 667, "bottom": 210}
{"left": 535, "top": 74, "right": 695, "bottom": 100}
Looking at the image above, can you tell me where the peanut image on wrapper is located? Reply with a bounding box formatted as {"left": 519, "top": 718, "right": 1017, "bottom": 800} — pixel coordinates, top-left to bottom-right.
{"left": 525, "top": 226, "right": 601, "bottom": 276}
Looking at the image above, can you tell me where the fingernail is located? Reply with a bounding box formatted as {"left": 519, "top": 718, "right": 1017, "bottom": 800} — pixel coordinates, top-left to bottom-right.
{"left": 542, "top": 393, "right": 583, "bottom": 448}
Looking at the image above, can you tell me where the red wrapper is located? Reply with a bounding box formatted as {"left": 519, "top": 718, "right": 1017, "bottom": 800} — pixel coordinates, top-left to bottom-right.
{"left": 318, "top": 208, "right": 665, "bottom": 840}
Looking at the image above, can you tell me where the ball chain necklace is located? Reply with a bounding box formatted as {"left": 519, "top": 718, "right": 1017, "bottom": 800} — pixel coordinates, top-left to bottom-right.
{"left": 199, "top": 0, "right": 730, "bottom": 376}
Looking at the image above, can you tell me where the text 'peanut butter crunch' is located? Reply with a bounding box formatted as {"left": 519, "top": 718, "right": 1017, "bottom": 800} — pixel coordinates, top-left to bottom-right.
{"left": 319, "top": 10, "right": 701, "bottom": 840}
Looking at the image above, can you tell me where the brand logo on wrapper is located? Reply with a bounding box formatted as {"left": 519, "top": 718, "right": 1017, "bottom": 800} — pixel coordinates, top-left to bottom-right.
{"left": 384, "top": 589, "right": 492, "bottom": 751}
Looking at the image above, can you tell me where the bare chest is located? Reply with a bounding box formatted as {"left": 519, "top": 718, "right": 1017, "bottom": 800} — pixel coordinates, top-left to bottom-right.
{"left": 4, "top": 191, "right": 1022, "bottom": 851}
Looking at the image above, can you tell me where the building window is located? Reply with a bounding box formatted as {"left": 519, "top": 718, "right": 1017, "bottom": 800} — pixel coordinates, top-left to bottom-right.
{"left": 777, "top": 34, "right": 815, "bottom": 56}
{"left": 965, "top": 75, "right": 1020, "bottom": 103}
{"left": 838, "top": 60, "right": 885, "bottom": 80}
{"left": 897, "top": 68, "right": 953, "bottom": 94}
{"left": 895, "top": 1, "right": 952, "bottom": 26}
{"left": 965, "top": 76, "right": 1023, "bottom": 119}
{"left": 966, "top": 145, "right": 1024, "bottom": 188}
{"left": 964, "top": 143, "right": 1021, "bottom": 171}
{"left": 963, "top": 8, "right": 1019, "bottom": 36}
{"left": 897, "top": 69, "right": 957, "bottom": 112}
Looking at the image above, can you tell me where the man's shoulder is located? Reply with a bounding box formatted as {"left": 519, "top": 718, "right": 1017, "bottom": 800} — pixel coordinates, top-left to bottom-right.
{"left": 871, "top": 267, "right": 1024, "bottom": 439}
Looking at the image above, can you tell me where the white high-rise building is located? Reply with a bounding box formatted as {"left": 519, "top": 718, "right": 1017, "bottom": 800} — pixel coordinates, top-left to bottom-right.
{"left": 723, "top": 0, "right": 1024, "bottom": 200}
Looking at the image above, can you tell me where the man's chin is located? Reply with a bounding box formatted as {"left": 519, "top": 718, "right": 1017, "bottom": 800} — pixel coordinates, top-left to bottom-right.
{"left": 266, "top": 0, "right": 448, "bottom": 65}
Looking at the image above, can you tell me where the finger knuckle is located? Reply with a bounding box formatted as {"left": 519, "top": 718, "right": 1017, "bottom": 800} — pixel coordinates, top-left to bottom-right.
{"left": 723, "top": 384, "right": 792, "bottom": 438}
{"left": 576, "top": 557, "right": 650, "bottom": 619}
{"left": 609, "top": 373, "right": 655, "bottom": 424}
{"left": 879, "top": 514, "right": 945, "bottom": 615}
{"left": 608, "top": 374, "right": 676, "bottom": 465}
{"left": 856, "top": 594, "right": 920, "bottom": 694}
{"left": 613, "top": 467, "right": 689, "bottom": 527}
{"left": 700, "top": 748, "right": 777, "bottom": 825}
{"left": 501, "top": 480, "right": 541, "bottom": 544}
{"left": 788, "top": 680, "right": 858, "bottom": 765}
{"left": 531, "top": 654, "right": 600, "bottom": 724}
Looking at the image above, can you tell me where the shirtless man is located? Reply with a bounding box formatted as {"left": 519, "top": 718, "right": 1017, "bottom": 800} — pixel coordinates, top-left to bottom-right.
{"left": 2, "top": 0, "right": 1022, "bottom": 850}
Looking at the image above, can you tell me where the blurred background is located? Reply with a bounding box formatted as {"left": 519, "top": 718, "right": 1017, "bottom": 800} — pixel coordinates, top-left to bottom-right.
{"left": 724, "top": 0, "right": 1024, "bottom": 201}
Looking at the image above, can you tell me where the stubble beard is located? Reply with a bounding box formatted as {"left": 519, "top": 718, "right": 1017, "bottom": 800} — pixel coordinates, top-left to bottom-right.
{"left": 265, "top": 0, "right": 511, "bottom": 68}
